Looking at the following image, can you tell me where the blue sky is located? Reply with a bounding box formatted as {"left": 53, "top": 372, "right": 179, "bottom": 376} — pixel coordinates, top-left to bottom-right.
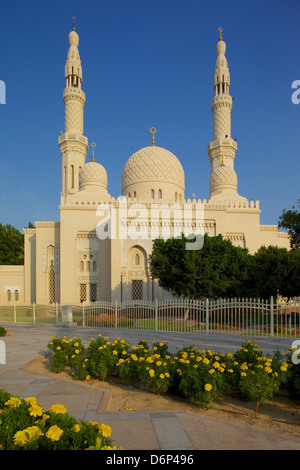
{"left": 0, "top": 0, "right": 299, "bottom": 232}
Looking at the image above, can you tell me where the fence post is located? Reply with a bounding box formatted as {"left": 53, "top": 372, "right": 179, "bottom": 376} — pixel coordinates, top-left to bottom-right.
{"left": 82, "top": 303, "right": 85, "bottom": 328}
{"left": 270, "top": 296, "right": 274, "bottom": 337}
{"left": 13, "top": 304, "right": 16, "bottom": 323}
{"left": 206, "top": 298, "right": 209, "bottom": 334}
{"left": 55, "top": 303, "right": 58, "bottom": 324}
{"left": 115, "top": 301, "right": 118, "bottom": 329}
{"left": 33, "top": 303, "right": 36, "bottom": 324}
{"left": 155, "top": 298, "right": 158, "bottom": 331}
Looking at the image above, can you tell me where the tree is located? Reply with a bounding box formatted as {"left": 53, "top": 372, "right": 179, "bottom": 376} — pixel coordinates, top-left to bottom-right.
{"left": 278, "top": 200, "right": 300, "bottom": 249}
{"left": 149, "top": 234, "right": 253, "bottom": 299}
{"left": 0, "top": 223, "right": 24, "bottom": 265}
{"left": 280, "top": 248, "right": 300, "bottom": 298}
{"left": 251, "top": 245, "right": 289, "bottom": 299}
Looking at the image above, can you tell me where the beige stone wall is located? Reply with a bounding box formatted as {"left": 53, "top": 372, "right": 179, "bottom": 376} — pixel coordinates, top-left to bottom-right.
{"left": 0, "top": 265, "right": 24, "bottom": 305}
{"left": 34, "top": 222, "right": 60, "bottom": 305}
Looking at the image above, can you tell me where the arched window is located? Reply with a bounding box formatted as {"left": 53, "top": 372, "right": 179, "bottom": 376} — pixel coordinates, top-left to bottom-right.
{"left": 175, "top": 192, "right": 178, "bottom": 202}
{"left": 7, "top": 290, "right": 11, "bottom": 301}
{"left": 135, "top": 253, "right": 140, "bottom": 265}
{"left": 93, "top": 261, "right": 97, "bottom": 272}
{"left": 80, "top": 261, "right": 84, "bottom": 272}
{"left": 151, "top": 189, "right": 155, "bottom": 199}
{"left": 14, "top": 290, "right": 19, "bottom": 301}
{"left": 86, "top": 261, "right": 90, "bottom": 272}
{"left": 134, "top": 191, "right": 136, "bottom": 198}
{"left": 71, "top": 165, "right": 74, "bottom": 189}
{"left": 158, "top": 189, "right": 162, "bottom": 199}
{"left": 63, "top": 166, "right": 66, "bottom": 193}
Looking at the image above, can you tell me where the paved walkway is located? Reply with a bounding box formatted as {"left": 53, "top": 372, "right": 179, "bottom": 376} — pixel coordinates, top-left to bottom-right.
{"left": 1, "top": 323, "right": 300, "bottom": 450}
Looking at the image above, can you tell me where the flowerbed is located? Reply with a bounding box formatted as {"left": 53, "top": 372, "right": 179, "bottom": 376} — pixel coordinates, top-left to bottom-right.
{"left": 47, "top": 335, "right": 297, "bottom": 411}
{"left": 0, "top": 388, "right": 122, "bottom": 450}
{"left": 0, "top": 326, "right": 7, "bottom": 337}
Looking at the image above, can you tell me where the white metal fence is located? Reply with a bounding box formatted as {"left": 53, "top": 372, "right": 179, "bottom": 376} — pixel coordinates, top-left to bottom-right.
{"left": 1, "top": 296, "right": 300, "bottom": 337}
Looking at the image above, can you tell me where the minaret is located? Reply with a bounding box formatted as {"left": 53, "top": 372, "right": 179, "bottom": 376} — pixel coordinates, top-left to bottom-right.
{"left": 207, "top": 28, "right": 244, "bottom": 201}
{"left": 59, "top": 18, "right": 88, "bottom": 200}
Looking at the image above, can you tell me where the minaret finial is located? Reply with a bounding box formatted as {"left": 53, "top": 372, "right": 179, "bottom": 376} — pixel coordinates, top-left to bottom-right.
{"left": 71, "top": 16, "right": 76, "bottom": 31}
{"left": 150, "top": 127, "right": 156, "bottom": 146}
{"left": 218, "top": 27, "right": 223, "bottom": 41}
{"left": 91, "top": 142, "right": 96, "bottom": 161}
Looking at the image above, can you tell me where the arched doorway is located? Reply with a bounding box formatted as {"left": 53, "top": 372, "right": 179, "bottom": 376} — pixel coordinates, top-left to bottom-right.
{"left": 124, "top": 245, "right": 149, "bottom": 301}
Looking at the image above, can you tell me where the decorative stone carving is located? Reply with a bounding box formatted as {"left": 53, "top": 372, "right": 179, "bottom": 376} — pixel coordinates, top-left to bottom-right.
{"left": 122, "top": 146, "right": 185, "bottom": 191}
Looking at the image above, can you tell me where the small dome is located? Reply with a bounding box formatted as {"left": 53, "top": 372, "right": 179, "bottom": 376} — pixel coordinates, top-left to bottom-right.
{"left": 79, "top": 161, "right": 107, "bottom": 191}
{"left": 122, "top": 146, "right": 185, "bottom": 193}
{"left": 69, "top": 30, "right": 79, "bottom": 47}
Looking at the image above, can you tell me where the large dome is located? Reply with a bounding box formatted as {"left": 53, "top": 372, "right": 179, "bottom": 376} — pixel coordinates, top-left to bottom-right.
{"left": 122, "top": 146, "right": 185, "bottom": 202}
{"left": 79, "top": 161, "right": 107, "bottom": 191}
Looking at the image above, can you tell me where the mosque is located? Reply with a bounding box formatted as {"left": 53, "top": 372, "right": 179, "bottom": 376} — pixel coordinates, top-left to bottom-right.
{"left": 0, "top": 24, "right": 289, "bottom": 306}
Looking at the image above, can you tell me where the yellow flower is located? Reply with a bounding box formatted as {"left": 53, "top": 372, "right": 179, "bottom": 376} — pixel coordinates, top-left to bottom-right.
{"left": 149, "top": 369, "right": 155, "bottom": 377}
{"left": 86, "top": 375, "right": 91, "bottom": 381}
{"left": 165, "top": 372, "right": 170, "bottom": 377}
{"left": 29, "top": 404, "right": 44, "bottom": 417}
{"left": 241, "top": 372, "right": 247, "bottom": 377}
{"left": 131, "top": 354, "right": 138, "bottom": 361}
{"left": 25, "top": 397, "right": 37, "bottom": 406}
{"left": 75, "top": 349, "right": 80, "bottom": 354}
{"left": 56, "top": 346, "right": 61, "bottom": 350}
{"left": 99, "top": 424, "right": 111, "bottom": 437}
{"left": 13, "top": 426, "right": 44, "bottom": 446}
{"left": 156, "top": 361, "right": 162, "bottom": 366}
{"left": 159, "top": 374, "right": 165, "bottom": 379}
{"left": 112, "top": 350, "right": 118, "bottom": 355}
{"left": 74, "top": 342, "right": 79, "bottom": 347}
{"left": 73, "top": 424, "right": 81, "bottom": 433}
{"left": 46, "top": 425, "right": 63, "bottom": 441}
{"left": 204, "top": 384, "right": 212, "bottom": 392}
{"left": 49, "top": 403, "right": 67, "bottom": 415}
{"left": 209, "top": 369, "right": 215, "bottom": 374}
{"left": 5, "top": 397, "right": 22, "bottom": 408}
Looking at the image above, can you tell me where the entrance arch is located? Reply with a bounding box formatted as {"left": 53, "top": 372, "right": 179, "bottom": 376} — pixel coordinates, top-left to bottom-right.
{"left": 124, "top": 245, "right": 149, "bottom": 300}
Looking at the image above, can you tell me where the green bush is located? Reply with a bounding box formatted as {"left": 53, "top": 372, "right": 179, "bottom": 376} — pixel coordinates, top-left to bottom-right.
{"left": 0, "top": 389, "right": 122, "bottom": 450}
{"left": 224, "top": 339, "right": 288, "bottom": 411}
{"left": 172, "top": 346, "right": 229, "bottom": 408}
{"left": 0, "top": 326, "right": 7, "bottom": 337}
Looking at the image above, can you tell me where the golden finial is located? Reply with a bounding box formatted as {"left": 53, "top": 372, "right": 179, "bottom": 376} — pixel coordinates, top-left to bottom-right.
{"left": 91, "top": 142, "right": 96, "bottom": 162}
{"left": 218, "top": 27, "right": 223, "bottom": 41}
{"left": 150, "top": 127, "right": 156, "bottom": 146}
{"left": 71, "top": 16, "right": 76, "bottom": 31}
